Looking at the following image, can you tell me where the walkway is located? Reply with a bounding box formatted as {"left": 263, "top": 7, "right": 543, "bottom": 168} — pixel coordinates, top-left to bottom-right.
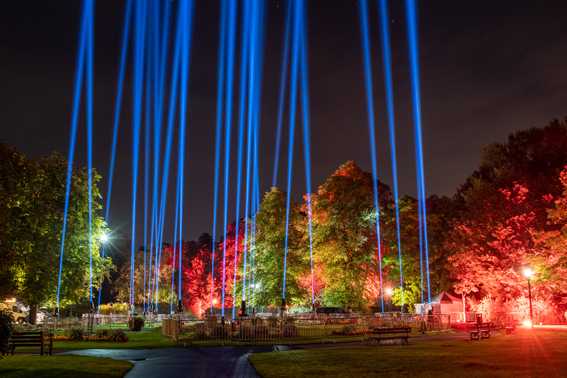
{"left": 65, "top": 346, "right": 271, "bottom": 378}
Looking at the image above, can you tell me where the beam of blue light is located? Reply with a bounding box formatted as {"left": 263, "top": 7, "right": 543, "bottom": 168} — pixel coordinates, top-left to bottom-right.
{"left": 271, "top": 0, "right": 292, "bottom": 188}
{"left": 231, "top": 0, "right": 251, "bottom": 320}
{"left": 250, "top": 122, "right": 260, "bottom": 307}
{"left": 220, "top": 0, "right": 237, "bottom": 318}
{"left": 298, "top": 0, "right": 315, "bottom": 306}
{"left": 98, "top": 0, "right": 132, "bottom": 311}
{"left": 405, "top": 0, "right": 431, "bottom": 303}
{"left": 154, "top": 2, "right": 183, "bottom": 310}
{"left": 130, "top": 0, "right": 148, "bottom": 308}
{"left": 358, "top": 0, "right": 384, "bottom": 312}
{"left": 56, "top": 0, "right": 89, "bottom": 312}
{"left": 148, "top": 0, "right": 171, "bottom": 312}
{"left": 142, "top": 9, "right": 154, "bottom": 313}
{"left": 241, "top": 0, "right": 265, "bottom": 304}
{"left": 170, "top": 178, "right": 181, "bottom": 314}
{"left": 176, "top": 0, "right": 194, "bottom": 306}
{"left": 86, "top": 0, "right": 95, "bottom": 306}
{"left": 282, "top": 0, "right": 302, "bottom": 301}
{"left": 378, "top": 0, "right": 405, "bottom": 309}
{"left": 210, "top": 0, "right": 227, "bottom": 314}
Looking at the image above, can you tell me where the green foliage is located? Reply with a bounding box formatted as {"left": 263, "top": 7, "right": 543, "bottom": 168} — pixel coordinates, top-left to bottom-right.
{"left": 0, "top": 143, "right": 112, "bottom": 315}
{"left": 311, "top": 161, "right": 375, "bottom": 309}
{"left": 253, "top": 187, "right": 306, "bottom": 307}
{"left": 68, "top": 328, "right": 84, "bottom": 341}
{"left": 128, "top": 317, "right": 144, "bottom": 332}
{"left": 110, "top": 330, "right": 128, "bottom": 343}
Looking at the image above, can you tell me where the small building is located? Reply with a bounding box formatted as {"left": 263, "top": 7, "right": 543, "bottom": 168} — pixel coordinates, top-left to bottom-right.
{"left": 415, "top": 291, "right": 465, "bottom": 323}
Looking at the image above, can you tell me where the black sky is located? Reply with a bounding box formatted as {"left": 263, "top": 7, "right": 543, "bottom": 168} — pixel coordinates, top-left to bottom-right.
{"left": 1, "top": 0, "right": 567, "bottom": 241}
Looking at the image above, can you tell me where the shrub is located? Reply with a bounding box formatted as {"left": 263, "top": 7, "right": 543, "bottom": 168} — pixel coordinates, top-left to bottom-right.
{"left": 68, "top": 328, "right": 84, "bottom": 341}
{"left": 110, "top": 330, "right": 128, "bottom": 342}
{"left": 98, "top": 303, "right": 129, "bottom": 315}
{"left": 128, "top": 316, "right": 144, "bottom": 332}
{"left": 0, "top": 311, "right": 13, "bottom": 354}
{"left": 96, "top": 329, "right": 111, "bottom": 340}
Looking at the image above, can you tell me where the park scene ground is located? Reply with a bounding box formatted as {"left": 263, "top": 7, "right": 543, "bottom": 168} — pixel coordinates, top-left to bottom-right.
{"left": 2, "top": 0, "right": 567, "bottom": 377}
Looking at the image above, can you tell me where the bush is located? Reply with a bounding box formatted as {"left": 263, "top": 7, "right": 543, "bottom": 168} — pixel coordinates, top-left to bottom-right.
{"left": 110, "top": 330, "right": 128, "bottom": 342}
{"left": 0, "top": 311, "right": 13, "bottom": 354}
{"left": 68, "top": 328, "right": 84, "bottom": 341}
{"left": 128, "top": 316, "right": 144, "bottom": 332}
{"left": 98, "top": 303, "right": 129, "bottom": 315}
{"left": 95, "top": 329, "right": 111, "bottom": 340}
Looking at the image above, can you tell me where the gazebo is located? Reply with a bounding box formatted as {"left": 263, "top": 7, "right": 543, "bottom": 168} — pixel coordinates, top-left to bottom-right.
{"left": 415, "top": 291, "right": 465, "bottom": 323}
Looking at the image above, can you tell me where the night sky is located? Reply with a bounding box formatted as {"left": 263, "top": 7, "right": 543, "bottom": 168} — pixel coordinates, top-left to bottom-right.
{"left": 1, "top": 0, "right": 567, "bottom": 241}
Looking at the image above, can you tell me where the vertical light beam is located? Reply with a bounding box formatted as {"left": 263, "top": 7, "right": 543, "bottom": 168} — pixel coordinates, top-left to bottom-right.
{"left": 358, "top": 0, "right": 384, "bottom": 312}
{"left": 56, "top": 0, "right": 89, "bottom": 312}
{"left": 271, "top": 0, "right": 292, "bottom": 187}
{"left": 378, "top": 0, "right": 405, "bottom": 310}
{"left": 405, "top": 0, "right": 432, "bottom": 303}
{"left": 209, "top": 0, "right": 228, "bottom": 314}
{"left": 98, "top": 0, "right": 132, "bottom": 311}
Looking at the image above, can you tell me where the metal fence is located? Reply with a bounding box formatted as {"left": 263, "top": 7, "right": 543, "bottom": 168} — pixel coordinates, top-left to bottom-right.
{"left": 187, "top": 313, "right": 453, "bottom": 343}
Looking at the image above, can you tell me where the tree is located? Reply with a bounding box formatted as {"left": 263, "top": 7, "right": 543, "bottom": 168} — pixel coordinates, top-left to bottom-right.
{"left": 311, "top": 161, "right": 377, "bottom": 309}
{"left": 0, "top": 144, "right": 111, "bottom": 322}
{"left": 254, "top": 187, "right": 306, "bottom": 307}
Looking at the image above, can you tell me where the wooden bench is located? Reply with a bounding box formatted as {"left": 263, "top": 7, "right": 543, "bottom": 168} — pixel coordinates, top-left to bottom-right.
{"left": 469, "top": 322, "right": 491, "bottom": 341}
{"left": 8, "top": 330, "right": 53, "bottom": 355}
{"left": 366, "top": 327, "right": 411, "bottom": 345}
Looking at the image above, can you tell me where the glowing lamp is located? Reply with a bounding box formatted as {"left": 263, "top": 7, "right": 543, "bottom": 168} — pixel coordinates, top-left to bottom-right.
{"left": 384, "top": 287, "right": 393, "bottom": 297}
{"left": 100, "top": 232, "right": 110, "bottom": 244}
{"left": 522, "top": 267, "right": 534, "bottom": 279}
{"left": 212, "top": 298, "right": 219, "bottom": 305}
{"left": 522, "top": 319, "right": 533, "bottom": 328}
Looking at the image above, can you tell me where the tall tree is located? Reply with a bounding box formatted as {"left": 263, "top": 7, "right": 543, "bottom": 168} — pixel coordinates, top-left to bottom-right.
{"left": 0, "top": 144, "right": 110, "bottom": 322}
{"left": 254, "top": 187, "right": 306, "bottom": 307}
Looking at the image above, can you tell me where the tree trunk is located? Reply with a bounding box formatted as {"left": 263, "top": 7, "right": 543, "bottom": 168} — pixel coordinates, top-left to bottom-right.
{"left": 29, "top": 304, "right": 38, "bottom": 325}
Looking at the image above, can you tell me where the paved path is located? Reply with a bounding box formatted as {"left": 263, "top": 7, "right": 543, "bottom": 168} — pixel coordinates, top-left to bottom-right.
{"left": 64, "top": 346, "right": 271, "bottom": 378}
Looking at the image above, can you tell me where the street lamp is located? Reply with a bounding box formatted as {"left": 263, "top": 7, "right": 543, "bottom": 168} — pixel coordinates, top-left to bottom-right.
{"left": 522, "top": 267, "right": 534, "bottom": 328}
{"left": 100, "top": 232, "right": 110, "bottom": 244}
{"left": 384, "top": 287, "right": 393, "bottom": 312}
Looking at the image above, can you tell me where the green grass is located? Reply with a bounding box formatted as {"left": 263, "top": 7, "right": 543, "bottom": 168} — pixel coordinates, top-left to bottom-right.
{"left": 0, "top": 355, "right": 132, "bottom": 378}
{"left": 250, "top": 329, "right": 567, "bottom": 377}
{"left": 52, "top": 327, "right": 175, "bottom": 350}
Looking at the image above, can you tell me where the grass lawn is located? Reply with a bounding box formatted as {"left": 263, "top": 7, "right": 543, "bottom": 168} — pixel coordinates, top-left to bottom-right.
{"left": 250, "top": 329, "right": 567, "bottom": 377}
{"left": 52, "top": 327, "right": 175, "bottom": 350}
{"left": 0, "top": 355, "right": 132, "bottom": 378}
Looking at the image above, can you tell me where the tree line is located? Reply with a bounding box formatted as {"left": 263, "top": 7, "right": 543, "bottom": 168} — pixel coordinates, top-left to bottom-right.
{"left": 2, "top": 118, "right": 567, "bottom": 321}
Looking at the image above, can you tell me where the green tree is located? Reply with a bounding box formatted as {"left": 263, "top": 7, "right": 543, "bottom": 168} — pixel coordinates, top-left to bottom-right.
{"left": 0, "top": 144, "right": 111, "bottom": 322}
{"left": 311, "top": 161, "right": 376, "bottom": 310}
{"left": 253, "top": 187, "right": 306, "bottom": 308}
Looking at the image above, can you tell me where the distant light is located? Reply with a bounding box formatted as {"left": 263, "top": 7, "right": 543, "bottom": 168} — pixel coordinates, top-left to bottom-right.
{"left": 385, "top": 287, "right": 393, "bottom": 297}
{"left": 522, "top": 267, "right": 534, "bottom": 279}
{"left": 212, "top": 298, "right": 219, "bottom": 306}
{"left": 100, "top": 232, "right": 110, "bottom": 244}
{"left": 522, "top": 319, "right": 533, "bottom": 328}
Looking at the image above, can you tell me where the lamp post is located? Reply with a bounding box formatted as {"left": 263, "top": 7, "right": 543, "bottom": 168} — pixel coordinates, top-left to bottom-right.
{"left": 522, "top": 267, "right": 534, "bottom": 328}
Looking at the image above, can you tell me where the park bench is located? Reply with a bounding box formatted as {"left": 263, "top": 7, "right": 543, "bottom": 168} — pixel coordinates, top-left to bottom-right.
{"left": 366, "top": 327, "right": 411, "bottom": 345}
{"left": 469, "top": 322, "right": 491, "bottom": 341}
{"left": 8, "top": 330, "right": 53, "bottom": 355}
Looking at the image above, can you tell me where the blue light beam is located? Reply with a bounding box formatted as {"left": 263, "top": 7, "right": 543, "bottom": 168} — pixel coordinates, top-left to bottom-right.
{"left": 358, "top": 0, "right": 384, "bottom": 312}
